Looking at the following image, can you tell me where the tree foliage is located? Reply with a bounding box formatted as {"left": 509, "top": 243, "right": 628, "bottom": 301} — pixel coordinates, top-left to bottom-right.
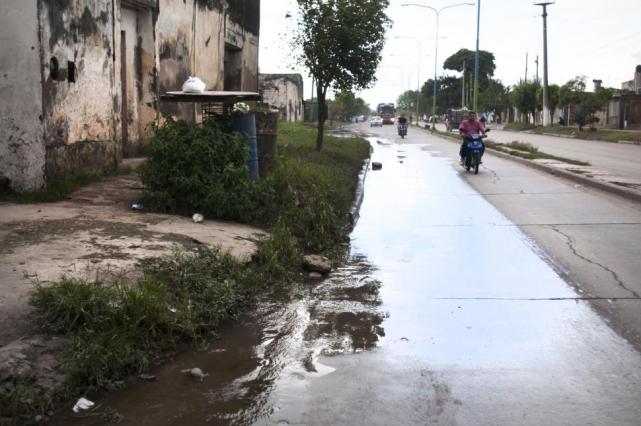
{"left": 443, "top": 49, "right": 496, "bottom": 86}
{"left": 420, "top": 76, "right": 463, "bottom": 115}
{"left": 559, "top": 76, "right": 613, "bottom": 130}
{"left": 293, "top": 0, "right": 391, "bottom": 150}
{"left": 511, "top": 80, "right": 541, "bottom": 124}
{"left": 329, "top": 90, "right": 370, "bottom": 119}
{"left": 479, "top": 79, "right": 510, "bottom": 115}
{"left": 536, "top": 83, "right": 560, "bottom": 123}
{"left": 396, "top": 90, "right": 429, "bottom": 116}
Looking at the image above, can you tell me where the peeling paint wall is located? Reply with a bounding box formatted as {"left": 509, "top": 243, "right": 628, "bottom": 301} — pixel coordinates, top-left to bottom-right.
{"left": 259, "top": 74, "right": 304, "bottom": 122}
{"left": 38, "top": 0, "right": 119, "bottom": 181}
{"left": 0, "top": 0, "right": 260, "bottom": 191}
{"left": 157, "top": 0, "right": 260, "bottom": 120}
{"left": 0, "top": 0, "right": 46, "bottom": 191}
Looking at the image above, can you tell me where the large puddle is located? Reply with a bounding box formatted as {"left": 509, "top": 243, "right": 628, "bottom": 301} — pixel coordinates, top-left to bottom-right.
{"left": 54, "top": 136, "right": 641, "bottom": 425}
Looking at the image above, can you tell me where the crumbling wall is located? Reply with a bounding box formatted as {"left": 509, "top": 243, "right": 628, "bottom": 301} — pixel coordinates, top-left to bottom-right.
{"left": 157, "top": 0, "right": 196, "bottom": 120}
{"left": 226, "top": 0, "right": 260, "bottom": 92}
{"left": 157, "top": 0, "right": 260, "bottom": 120}
{"left": 38, "top": 0, "right": 119, "bottom": 181}
{"left": 259, "top": 74, "right": 304, "bottom": 122}
{"left": 0, "top": 1, "right": 46, "bottom": 191}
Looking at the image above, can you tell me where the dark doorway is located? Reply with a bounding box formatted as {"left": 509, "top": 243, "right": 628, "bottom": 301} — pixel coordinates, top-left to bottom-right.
{"left": 224, "top": 44, "right": 242, "bottom": 91}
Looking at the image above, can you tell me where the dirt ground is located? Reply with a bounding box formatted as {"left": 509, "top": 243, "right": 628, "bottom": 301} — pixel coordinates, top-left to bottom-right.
{"left": 0, "top": 162, "right": 266, "bottom": 346}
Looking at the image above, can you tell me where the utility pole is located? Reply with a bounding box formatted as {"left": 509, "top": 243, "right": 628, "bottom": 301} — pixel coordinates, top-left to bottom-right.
{"left": 473, "top": 0, "right": 481, "bottom": 112}
{"left": 462, "top": 60, "right": 466, "bottom": 108}
{"left": 535, "top": 1, "right": 554, "bottom": 126}
{"left": 525, "top": 52, "right": 528, "bottom": 82}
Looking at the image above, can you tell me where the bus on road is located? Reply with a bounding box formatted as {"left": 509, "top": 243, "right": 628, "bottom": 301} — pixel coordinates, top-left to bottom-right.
{"left": 377, "top": 103, "right": 396, "bottom": 124}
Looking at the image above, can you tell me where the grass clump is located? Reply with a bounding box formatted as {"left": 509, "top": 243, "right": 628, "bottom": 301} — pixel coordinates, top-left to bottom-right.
{"left": 503, "top": 123, "right": 641, "bottom": 144}
{"left": 22, "top": 248, "right": 250, "bottom": 401}
{"left": 485, "top": 140, "right": 590, "bottom": 166}
{"left": 140, "top": 119, "right": 370, "bottom": 255}
{"left": 12, "top": 239, "right": 302, "bottom": 418}
{"left": 529, "top": 125, "right": 641, "bottom": 143}
{"left": 0, "top": 164, "right": 136, "bottom": 204}
{"left": 5, "top": 120, "right": 369, "bottom": 422}
{"left": 0, "top": 174, "right": 104, "bottom": 203}
{"left": 503, "top": 122, "right": 536, "bottom": 131}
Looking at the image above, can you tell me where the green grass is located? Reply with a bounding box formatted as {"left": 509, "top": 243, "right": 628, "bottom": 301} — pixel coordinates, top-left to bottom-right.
{"left": 5, "top": 121, "right": 370, "bottom": 423}
{"left": 430, "top": 129, "right": 589, "bottom": 166}
{"left": 141, "top": 120, "right": 370, "bottom": 255}
{"left": 0, "top": 174, "right": 104, "bottom": 203}
{"left": 485, "top": 140, "right": 590, "bottom": 166}
{"left": 528, "top": 125, "right": 641, "bottom": 143}
{"left": 0, "top": 165, "right": 135, "bottom": 204}
{"left": 503, "top": 122, "right": 536, "bottom": 131}
{"left": 503, "top": 123, "right": 641, "bottom": 143}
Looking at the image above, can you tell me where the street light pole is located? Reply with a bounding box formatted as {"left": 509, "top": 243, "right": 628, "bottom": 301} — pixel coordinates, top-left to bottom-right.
{"left": 402, "top": 3, "right": 475, "bottom": 130}
{"left": 394, "top": 36, "right": 421, "bottom": 125}
{"left": 472, "top": 0, "right": 481, "bottom": 112}
{"left": 535, "top": 1, "right": 554, "bottom": 126}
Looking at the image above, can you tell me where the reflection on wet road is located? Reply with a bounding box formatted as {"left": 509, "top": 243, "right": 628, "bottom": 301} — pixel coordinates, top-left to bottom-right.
{"left": 59, "top": 136, "right": 641, "bottom": 425}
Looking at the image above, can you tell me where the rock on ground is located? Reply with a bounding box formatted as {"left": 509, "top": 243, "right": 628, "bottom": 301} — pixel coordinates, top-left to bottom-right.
{"left": 302, "top": 255, "right": 332, "bottom": 275}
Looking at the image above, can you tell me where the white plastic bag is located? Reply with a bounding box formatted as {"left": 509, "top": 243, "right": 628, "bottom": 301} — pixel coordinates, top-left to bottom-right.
{"left": 182, "top": 76, "right": 206, "bottom": 93}
{"left": 72, "top": 397, "right": 95, "bottom": 413}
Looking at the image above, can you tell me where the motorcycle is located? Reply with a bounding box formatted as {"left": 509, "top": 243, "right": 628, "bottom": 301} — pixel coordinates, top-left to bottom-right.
{"left": 397, "top": 122, "right": 408, "bottom": 139}
{"left": 462, "top": 129, "right": 490, "bottom": 174}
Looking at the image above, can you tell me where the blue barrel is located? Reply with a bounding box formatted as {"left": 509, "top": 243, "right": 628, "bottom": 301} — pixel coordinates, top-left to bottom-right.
{"left": 227, "top": 113, "right": 259, "bottom": 180}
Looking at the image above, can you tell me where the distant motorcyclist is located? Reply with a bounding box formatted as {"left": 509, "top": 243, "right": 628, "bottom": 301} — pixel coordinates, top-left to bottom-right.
{"left": 458, "top": 111, "right": 486, "bottom": 164}
{"left": 397, "top": 113, "right": 408, "bottom": 138}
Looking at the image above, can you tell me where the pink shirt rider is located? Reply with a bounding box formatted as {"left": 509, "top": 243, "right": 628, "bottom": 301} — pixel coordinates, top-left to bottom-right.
{"left": 459, "top": 119, "right": 485, "bottom": 137}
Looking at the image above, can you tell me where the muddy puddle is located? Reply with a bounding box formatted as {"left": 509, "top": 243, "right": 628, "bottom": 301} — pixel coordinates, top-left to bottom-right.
{"left": 51, "top": 254, "right": 384, "bottom": 426}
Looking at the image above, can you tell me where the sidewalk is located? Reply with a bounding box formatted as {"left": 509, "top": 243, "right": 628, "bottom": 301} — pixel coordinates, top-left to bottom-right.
{"left": 431, "top": 123, "right": 641, "bottom": 202}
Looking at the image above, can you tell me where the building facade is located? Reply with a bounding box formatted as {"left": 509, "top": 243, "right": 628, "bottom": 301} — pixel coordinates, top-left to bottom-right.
{"left": 259, "top": 74, "right": 304, "bottom": 123}
{"left": 0, "top": 0, "right": 260, "bottom": 191}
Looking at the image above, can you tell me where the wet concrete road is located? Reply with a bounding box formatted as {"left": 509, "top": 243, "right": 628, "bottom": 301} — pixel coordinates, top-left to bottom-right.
{"left": 58, "top": 126, "right": 641, "bottom": 425}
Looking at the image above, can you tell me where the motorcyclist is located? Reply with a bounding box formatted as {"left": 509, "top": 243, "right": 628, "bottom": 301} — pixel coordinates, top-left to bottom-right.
{"left": 397, "top": 113, "right": 408, "bottom": 136}
{"left": 458, "top": 111, "right": 486, "bottom": 164}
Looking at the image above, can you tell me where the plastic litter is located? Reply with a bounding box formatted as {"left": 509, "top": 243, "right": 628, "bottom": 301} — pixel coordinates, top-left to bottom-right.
{"left": 139, "top": 374, "right": 157, "bottom": 381}
{"left": 181, "top": 367, "right": 209, "bottom": 381}
{"left": 192, "top": 213, "right": 204, "bottom": 223}
{"left": 72, "top": 397, "right": 94, "bottom": 413}
{"left": 182, "top": 76, "right": 206, "bottom": 93}
{"left": 131, "top": 203, "right": 143, "bottom": 211}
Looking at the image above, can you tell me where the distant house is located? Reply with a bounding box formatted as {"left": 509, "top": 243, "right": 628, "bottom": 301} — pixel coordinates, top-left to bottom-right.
{"left": 600, "top": 66, "right": 641, "bottom": 130}
{"left": 259, "top": 74, "right": 304, "bottom": 122}
{"left": 0, "top": 0, "right": 260, "bottom": 192}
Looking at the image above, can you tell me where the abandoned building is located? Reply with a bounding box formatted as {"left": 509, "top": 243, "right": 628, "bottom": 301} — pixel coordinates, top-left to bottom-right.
{"left": 0, "top": 0, "right": 260, "bottom": 191}
{"left": 259, "top": 74, "right": 304, "bottom": 123}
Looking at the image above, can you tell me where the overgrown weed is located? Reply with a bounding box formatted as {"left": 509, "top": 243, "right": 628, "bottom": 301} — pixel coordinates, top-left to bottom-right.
{"left": 7, "top": 120, "right": 370, "bottom": 422}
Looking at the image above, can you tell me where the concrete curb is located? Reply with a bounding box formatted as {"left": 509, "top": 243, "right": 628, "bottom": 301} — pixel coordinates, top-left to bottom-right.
{"left": 520, "top": 129, "right": 641, "bottom": 146}
{"left": 484, "top": 148, "right": 641, "bottom": 204}
{"left": 426, "top": 129, "right": 641, "bottom": 204}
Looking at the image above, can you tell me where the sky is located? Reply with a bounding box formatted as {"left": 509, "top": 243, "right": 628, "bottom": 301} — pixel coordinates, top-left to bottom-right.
{"left": 259, "top": 0, "right": 641, "bottom": 109}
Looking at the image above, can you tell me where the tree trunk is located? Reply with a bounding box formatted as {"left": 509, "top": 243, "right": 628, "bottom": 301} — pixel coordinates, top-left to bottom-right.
{"left": 316, "top": 84, "right": 327, "bottom": 151}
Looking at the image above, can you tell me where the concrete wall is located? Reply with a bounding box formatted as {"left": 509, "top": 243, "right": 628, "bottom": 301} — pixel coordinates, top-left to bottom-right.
{"left": 259, "top": 74, "right": 304, "bottom": 122}
{"left": 157, "top": 0, "right": 260, "bottom": 120}
{"left": 0, "top": 0, "right": 46, "bottom": 191}
{"left": 0, "top": 0, "right": 260, "bottom": 192}
{"left": 38, "top": 0, "right": 120, "bottom": 182}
